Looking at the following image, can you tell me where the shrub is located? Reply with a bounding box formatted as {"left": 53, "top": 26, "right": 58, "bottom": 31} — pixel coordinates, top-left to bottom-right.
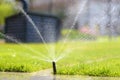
{"left": 62, "top": 29, "right": 96, "bottom": 40}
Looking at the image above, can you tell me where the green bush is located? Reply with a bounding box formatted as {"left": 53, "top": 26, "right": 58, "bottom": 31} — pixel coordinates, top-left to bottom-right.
{"left": 62, "top": 29, "right": 96, "bottom": 40}
{"left": 0, "top": 31, "right": 3, "bottom": 39}
{"left": 0, "top": 3, "right": 16, "bottom": 25}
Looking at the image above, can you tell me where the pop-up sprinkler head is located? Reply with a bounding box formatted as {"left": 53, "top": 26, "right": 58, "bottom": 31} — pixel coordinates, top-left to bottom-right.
{"left": 52, "top": 61, "right": 57, "bottom": 75}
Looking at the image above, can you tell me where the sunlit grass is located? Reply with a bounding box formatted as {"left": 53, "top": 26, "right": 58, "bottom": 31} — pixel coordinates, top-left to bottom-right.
{"left": 0, "top": 44, "right": 51, "bottom": 72}
{"left": 0, "top": 39, "right": 120, "bottom": 77}
{"left": 57, "top": 40, "right": 120, "bottom": 77}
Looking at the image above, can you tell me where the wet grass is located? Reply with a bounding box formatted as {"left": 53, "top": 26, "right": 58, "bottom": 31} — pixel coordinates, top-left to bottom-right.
{"left": 0, "top": 39, "right": 120, "bottom": 77}
{"left": 57, "top": 39, "right": 120, "bottom": 77}
{"left": 0, "top": 44, "right": 51, "bottom": 72}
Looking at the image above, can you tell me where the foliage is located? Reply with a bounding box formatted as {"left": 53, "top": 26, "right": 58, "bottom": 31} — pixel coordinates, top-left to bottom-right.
{"left": 62, "top": 29, "right": 96, "bottom": 40}
{"left": 56, "top": 10, "right": 66, "bottom": 20}
{"left": 0, "top": 2, "right": 16, "bottom": 25}
{"left": 0, "top": 31, "right": 3, "bottom": 39}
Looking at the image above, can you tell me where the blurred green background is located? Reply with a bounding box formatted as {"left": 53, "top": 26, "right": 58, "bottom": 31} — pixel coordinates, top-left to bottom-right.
{"left": 0, "top": 1, "right": 15, "bottom": 25}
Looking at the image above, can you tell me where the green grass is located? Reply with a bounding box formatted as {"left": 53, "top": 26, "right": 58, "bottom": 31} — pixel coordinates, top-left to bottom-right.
{"left": 57, "top": 40, "right": 120, "bottom": 77}
{"left": 0, "top": 44, "right": 51, "bottom": 72}
{"left": 0, "top": 39, "right": 120, "bottom": 77}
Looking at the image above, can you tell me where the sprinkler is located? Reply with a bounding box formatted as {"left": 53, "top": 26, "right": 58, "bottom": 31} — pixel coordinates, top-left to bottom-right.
{"left": 52, "top": 61, "right": 57, "bottom": 75}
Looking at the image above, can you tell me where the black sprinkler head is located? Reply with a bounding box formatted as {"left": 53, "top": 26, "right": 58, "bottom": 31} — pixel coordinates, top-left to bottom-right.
{"left": 52, "top": 61, "right": 57, "bottom": 75}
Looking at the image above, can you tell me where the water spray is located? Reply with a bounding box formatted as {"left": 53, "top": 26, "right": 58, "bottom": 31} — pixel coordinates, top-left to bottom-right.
{"left": 52, "top": 61, "right": 57, "bottom": 75}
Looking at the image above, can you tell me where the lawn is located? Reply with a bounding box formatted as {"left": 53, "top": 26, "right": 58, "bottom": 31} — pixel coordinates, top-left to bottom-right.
{"left": 0, "top": 39, "right": 120, "bottom": 77}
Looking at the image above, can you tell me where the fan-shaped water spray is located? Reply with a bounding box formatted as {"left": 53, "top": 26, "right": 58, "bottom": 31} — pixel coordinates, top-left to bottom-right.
{"left": 0, "top": 0, "right": 120, "bottom": 78}
{"left": 0, "top": 32, "right": 52, "bottom": 62}
{"left": 55, "top": 0, "right": 89, "bottom": 62}
{"left": 1, "top": 0, "right": 89, "bottom": 74}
